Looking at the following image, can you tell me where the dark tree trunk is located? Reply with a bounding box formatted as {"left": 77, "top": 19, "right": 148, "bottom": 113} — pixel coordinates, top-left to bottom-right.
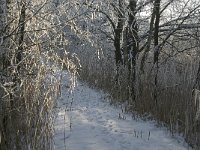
{"left": 16, "top": 3, "right": 26, "bottom": 71}
{"left": 113, "top": 0, "right": 125, "bottom": 83}
{"left": 114, "top": 0, "right": 124, "bottom": 66}
{"left": 195, "top": 62, "right": 200, "bottom": 90}
{"left": 114, "top": 30, "right": 123, "bottom": 65}
{"left": 126, "top": 0, "right": 139, "bottom": 102}
{"left": 154, "top": 0, "right": 161, "bottom": 64}
{"left": 153, "top": 0, "right": 161, "bottom": 107}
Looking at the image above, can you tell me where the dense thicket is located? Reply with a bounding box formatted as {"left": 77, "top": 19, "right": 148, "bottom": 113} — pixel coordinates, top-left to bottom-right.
{"left": 0, "top": 0, "right": 77, "bottom": 149}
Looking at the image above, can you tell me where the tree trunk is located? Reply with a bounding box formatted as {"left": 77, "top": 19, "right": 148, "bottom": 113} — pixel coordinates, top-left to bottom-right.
{"left": 16, "top": 2, "right": 26, "bottom": 71}
{"left": 114, "top": 0, "right": 125, "bottom": 83}
{"left": 114, "top": 0, "right": 124, "bottom": 66}
{"left": 126, "top": 0, "right": 139, "bottom": 103}
{"left": 153, "top": 0, "right": 161, "bottom": 107}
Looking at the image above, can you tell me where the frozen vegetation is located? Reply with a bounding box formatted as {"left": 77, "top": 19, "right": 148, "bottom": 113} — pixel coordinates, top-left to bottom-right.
{"left": 54, "top": 72, "right": 192, "bottom": 150}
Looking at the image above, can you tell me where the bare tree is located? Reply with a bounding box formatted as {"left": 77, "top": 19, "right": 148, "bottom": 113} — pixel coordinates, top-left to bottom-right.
{"left": 125, "top": 0, "right": 139, "bottom": 103}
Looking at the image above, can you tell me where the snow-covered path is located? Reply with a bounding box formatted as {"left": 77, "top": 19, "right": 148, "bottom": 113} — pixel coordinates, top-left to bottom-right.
{"left": 54, "top": 73, "right": 191, "bottom": 150}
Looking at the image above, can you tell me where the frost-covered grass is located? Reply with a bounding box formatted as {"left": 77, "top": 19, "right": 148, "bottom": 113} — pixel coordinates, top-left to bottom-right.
{"left": 74, "top": 43, "right": 200, "bottom": 149}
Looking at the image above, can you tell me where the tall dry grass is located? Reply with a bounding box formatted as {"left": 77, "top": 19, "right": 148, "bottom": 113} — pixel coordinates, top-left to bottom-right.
{"left": 78, "top": 45, "right": 200, "bottom": 149}
{"left": 0, "top": 47, "right": 68, "bottom": 149}
{"left": 0, "top": 1, "right": 77, "bottom": 149}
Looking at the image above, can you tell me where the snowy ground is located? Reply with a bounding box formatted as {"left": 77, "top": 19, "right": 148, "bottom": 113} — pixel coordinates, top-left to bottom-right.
{"left": 53, "top": 72, "right": 192, "bottom": 150}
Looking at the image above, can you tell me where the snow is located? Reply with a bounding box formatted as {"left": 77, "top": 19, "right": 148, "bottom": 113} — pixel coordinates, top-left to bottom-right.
{"left": 53, "top": 72, "right": 192, "bottom": 150}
